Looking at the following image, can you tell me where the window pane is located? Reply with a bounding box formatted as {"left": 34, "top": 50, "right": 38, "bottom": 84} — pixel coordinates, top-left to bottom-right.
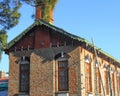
{"left": 58, "top": 61, "right": 68, "bottom": 91}
{"left": 85, "top": 63, "right": 92, "bottom": 92}
{"left": 59, "top": 61, "right": 68, "bottom": 67}
{"left": 60, "top": 71, "right": 65, "bottom": 76}
{"left": 20, "top": 64, "right": 30, "bottom": 92}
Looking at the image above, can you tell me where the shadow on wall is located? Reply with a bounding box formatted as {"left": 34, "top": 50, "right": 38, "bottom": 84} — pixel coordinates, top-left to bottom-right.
{"left": 33, "top": 46, "right": 77, "bottom": 64}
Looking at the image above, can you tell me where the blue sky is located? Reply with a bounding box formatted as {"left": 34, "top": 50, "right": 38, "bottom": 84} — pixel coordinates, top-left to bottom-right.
{"left": 1, "top": 0, "right": 120, "bottom": 73}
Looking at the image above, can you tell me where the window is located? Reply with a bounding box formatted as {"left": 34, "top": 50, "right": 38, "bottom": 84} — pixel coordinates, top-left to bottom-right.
{"left": 111, "top": 72, "right": 115, "bottom": 94}
{"left": 85, "top": 62, "right": 92, "bottom": 93}
{"left": 19, "top": 56, "right": 30, "bottom": 93}
{"left": 117, "top": 72, "right": 120, "bottom": 95}
{"left": 85, "top": 54, "right": 92, "bottom": 93}
{"left": 58, "top": 61, "right": 68, "bottom": 91}
{"left": 104, "top": 70, "right": 109, "bottom": 95}
{"left": 96, "top": 67, "right": 101, "bottom": 93}
{"left": 118, "top": 75, "right": 120, "bottom": 94}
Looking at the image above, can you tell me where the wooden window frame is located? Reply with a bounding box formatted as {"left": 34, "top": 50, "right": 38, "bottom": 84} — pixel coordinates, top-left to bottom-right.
{"left": 104, "top": 70, "right": 109, "bottom": 95}
{"left": 19, "top": 63, "right": 30, "bottom": 93}
{"left": 111, "top": 73, "right": 115, "bottom": 94}
{"left": 117, "top": 72, "right": 120, "bottom": 94}
{"left": 119, "top": 76, "right": 120, "bottom": 94}
{"left": 85, "top": 62, "right": 92, "bottom": 93}
{"left": 96, "top": 67, "right": 101, "bottom": 93}
{"left": 58, "top": 60, "right": 69, "bottom": 91}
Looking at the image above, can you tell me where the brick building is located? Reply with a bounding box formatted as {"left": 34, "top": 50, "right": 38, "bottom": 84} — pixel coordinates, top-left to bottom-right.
{"left": 0, "top": 71, "right": 5, "bottom": 78}
{"left": 4, "top": 4, "right": 120, "bottom": 96}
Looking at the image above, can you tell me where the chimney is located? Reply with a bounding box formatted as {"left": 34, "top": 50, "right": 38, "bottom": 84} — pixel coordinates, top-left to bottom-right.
{"left": 36, "top": 4, "right": 54, "bottom": 24}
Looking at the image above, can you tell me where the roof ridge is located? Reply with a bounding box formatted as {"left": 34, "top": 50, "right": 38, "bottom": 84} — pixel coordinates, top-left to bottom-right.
{"left": 5, "top": 19, "right": 120, "bottom": 63}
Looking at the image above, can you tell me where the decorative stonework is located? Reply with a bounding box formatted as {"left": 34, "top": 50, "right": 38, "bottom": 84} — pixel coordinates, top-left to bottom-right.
{"left": 85, "top": 54, "right": 92, "bottom": 63}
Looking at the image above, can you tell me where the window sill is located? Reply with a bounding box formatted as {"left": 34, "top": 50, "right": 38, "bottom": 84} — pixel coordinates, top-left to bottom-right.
{"left": 56, "top": 91, "right": 69, "bottom": 96}
{"left": 17, "top": 93, "right": 29, "bottom": 96}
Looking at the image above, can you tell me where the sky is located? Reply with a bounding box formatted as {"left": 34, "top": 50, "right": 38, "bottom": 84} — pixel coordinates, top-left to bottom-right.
{"left": 1, "top": 0, "right": 120, "bottom": 73}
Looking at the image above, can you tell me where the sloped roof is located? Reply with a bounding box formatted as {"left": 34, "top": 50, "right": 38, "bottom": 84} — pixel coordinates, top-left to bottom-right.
{"left": 6, "top": 19, "right": 86, "bottom": 49}
{"left": 5, "top": 19, "right": 120, "bottom": 63}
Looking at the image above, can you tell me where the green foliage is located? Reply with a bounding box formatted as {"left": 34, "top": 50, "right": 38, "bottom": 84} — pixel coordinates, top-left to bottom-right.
{"left": 0, "top": 30, "right": 7, "bottom": 48}
{"left": 36, "top": 0, "right": 58, "bottom": 22}
{"left": 21, "top": 0, "right": 58, "bottom": 22}
{"left": 0, "top": 0, "right": 21, "bottom": 30}
{"left": 0, "top": 0, "right": 21, "bottom": 59}
{"left": 0, "top": 0, "right": 58, "bottom": 59}
{"left": 0, "top": 30, "right": 7, "bottom": 59}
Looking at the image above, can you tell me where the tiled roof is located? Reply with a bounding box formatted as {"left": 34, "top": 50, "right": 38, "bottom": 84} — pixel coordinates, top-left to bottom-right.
{"left": 5, "top": 19, "right": 120, "bottom": 63}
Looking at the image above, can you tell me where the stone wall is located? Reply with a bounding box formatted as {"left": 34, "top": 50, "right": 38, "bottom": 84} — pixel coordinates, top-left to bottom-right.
{"left": 30, "top": 49, "right": 54, "bottom": 96}
{"left": 8, "top": 50, "right": 32, "bottom": 96}
{"left": 79, "top": 47, "right": 120, "bottom": 96}
{"left": 8, "top": 46, "right": 82, "bottom": 96}
{"left": 29, "top": 46, "right": 81, "bottom": 96}
{"left": 8, "top": 53, "right": 19, "bottom": 96}
{"left": 8, "top": 46, "right": 120, "bottom": 96}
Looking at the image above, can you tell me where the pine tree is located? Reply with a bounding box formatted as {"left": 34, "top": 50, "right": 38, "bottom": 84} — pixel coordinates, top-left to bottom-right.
{"left": 21, "top": 0, "right": 58, "bottom": 22}
{"left": 0, "top": 0, "right": 21, "bottom": 58}
{"left": 0, "top": 0, "right": 58, "bottom": 58}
